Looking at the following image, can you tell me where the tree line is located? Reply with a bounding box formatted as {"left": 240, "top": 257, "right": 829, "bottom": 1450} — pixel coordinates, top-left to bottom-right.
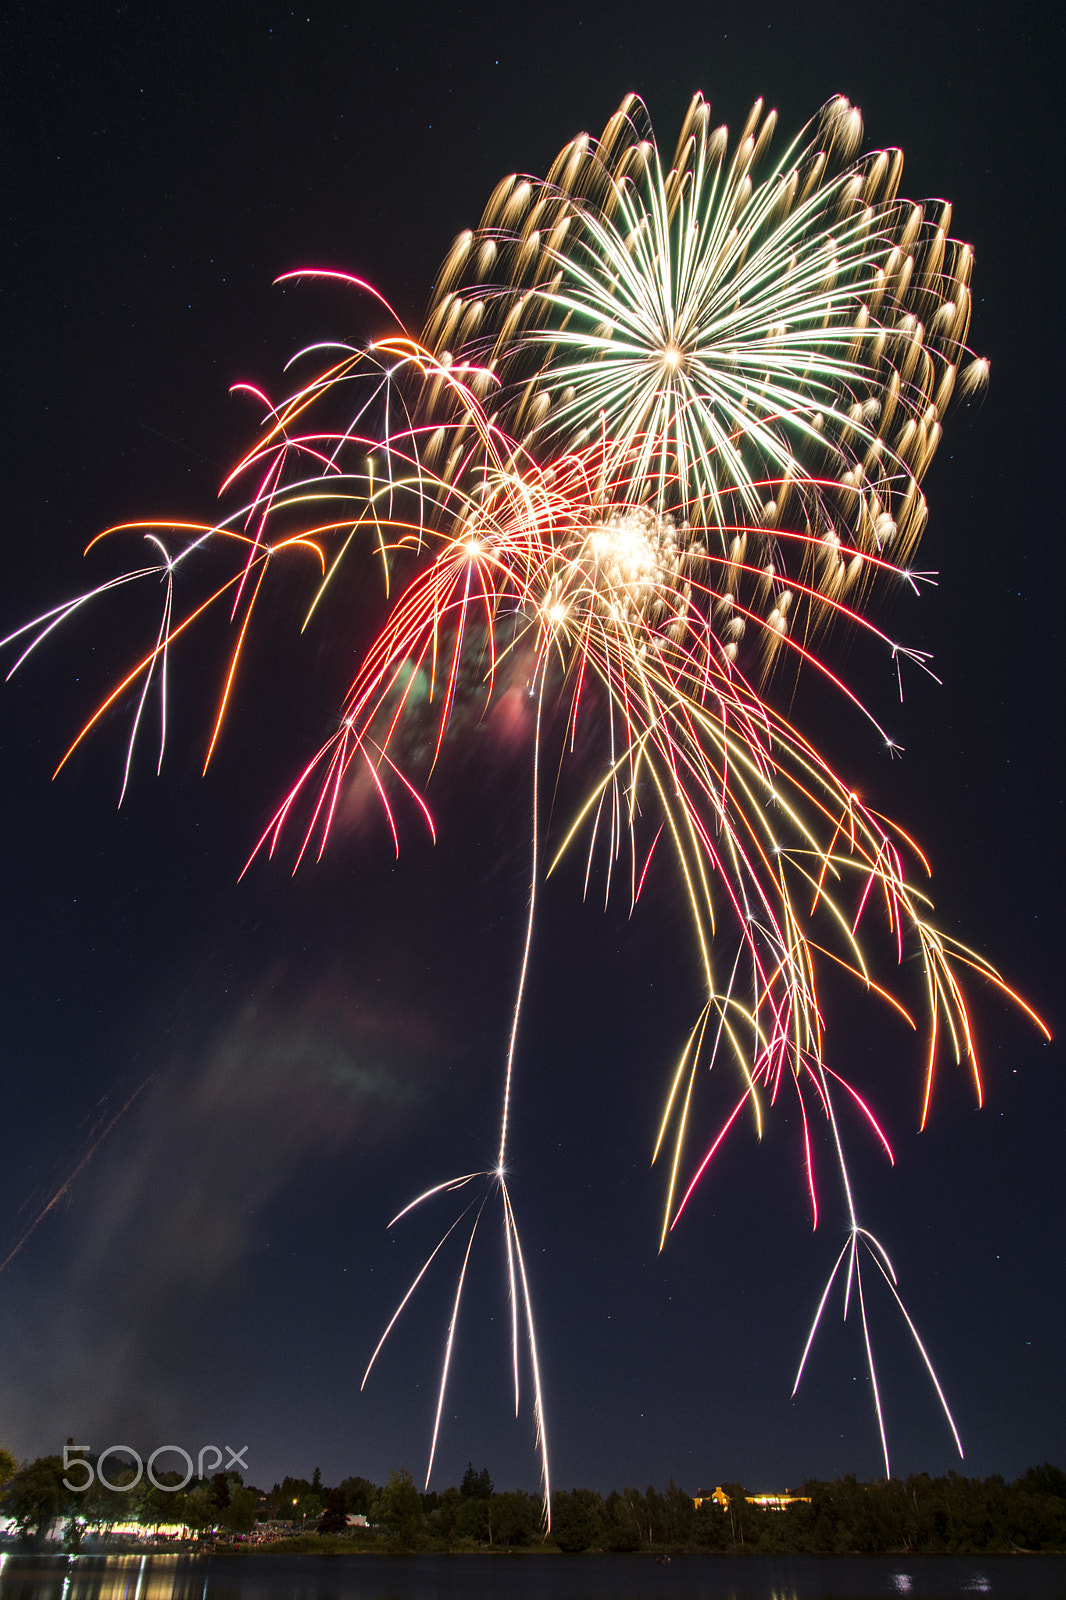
{"left": 2, "top": 1447, "right": 1064, "bottom": 1554}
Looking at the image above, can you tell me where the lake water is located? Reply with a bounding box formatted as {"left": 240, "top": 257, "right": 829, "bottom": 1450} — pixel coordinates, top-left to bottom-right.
{"left": 1, "top": 1552, "right": 1064, "bottom": 1600}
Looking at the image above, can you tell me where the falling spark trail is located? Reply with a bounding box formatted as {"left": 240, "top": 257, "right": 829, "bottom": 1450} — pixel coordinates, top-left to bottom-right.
{"left": 0, "top": 1078, "right": 154, "bottom": 1277}
{"left": 498, "top": 667, "right": 546, "bottom": 1171}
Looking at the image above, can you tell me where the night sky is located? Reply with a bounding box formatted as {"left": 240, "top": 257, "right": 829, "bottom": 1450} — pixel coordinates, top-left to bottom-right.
{"left": 1, "top": 0, "right": 1062, "bottom": 1498}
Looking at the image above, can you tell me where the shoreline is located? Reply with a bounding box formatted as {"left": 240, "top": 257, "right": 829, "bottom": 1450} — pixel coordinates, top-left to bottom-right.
{"left": 3, "top": 1542, "right": 1063, "bottom": 1560}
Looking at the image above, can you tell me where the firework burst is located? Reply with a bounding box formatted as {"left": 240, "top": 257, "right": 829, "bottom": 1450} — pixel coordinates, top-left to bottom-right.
{"left": 3, "top": 92, "right": 1047, "bottom": 1500}
{"left": 422, "top": 93, "right": 987, "bottom": 676}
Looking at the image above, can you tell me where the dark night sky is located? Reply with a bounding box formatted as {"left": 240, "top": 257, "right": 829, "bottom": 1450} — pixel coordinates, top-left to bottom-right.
{"left": 1, "top": 0, "right": 1062, "bottom": 1497}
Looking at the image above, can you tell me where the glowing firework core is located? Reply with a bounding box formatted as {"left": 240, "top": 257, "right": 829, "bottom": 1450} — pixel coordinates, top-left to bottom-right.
{"left": 583, "top": 504, "right": 684, "bottom": 628}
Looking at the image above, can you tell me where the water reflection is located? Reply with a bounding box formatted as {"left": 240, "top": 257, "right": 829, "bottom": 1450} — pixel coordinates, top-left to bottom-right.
{"left": 0, "top": 1556, "right": 201, "bottom": 1600}
{"left": 0, "top": 1552, "right": 1062, "bottom": 1600}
